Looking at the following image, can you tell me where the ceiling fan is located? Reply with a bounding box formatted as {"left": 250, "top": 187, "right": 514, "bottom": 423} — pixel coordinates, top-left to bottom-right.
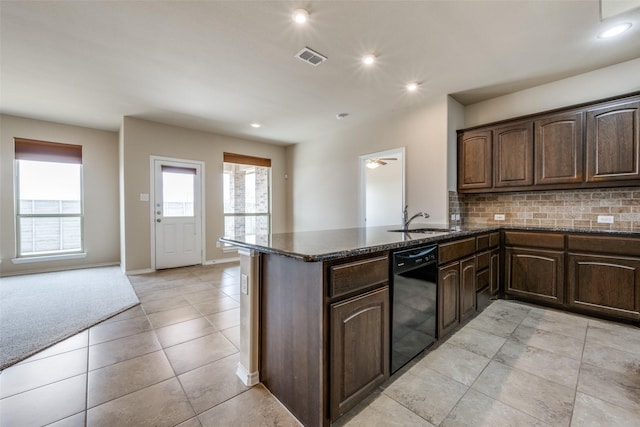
{"left": 366, "top": 158, "right": 397, "bottom": 169}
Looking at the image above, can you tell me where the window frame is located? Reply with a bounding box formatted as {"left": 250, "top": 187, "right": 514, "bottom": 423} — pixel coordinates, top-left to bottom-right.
{"left": 222, "top": 153, "right": 272, "bottom": 246}
{"left": 14, "top": 138, "right": 85, "bottom": 259}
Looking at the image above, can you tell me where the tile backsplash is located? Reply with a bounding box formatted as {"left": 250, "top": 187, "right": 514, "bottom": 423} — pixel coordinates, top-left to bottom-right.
{"left": 450, "top": 187, "right": 640, "bottom": 231}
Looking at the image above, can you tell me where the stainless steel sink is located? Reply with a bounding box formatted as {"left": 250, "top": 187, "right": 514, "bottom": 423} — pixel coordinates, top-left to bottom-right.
{"left": 387, "top": 228, "right": 451, "bottom": 233}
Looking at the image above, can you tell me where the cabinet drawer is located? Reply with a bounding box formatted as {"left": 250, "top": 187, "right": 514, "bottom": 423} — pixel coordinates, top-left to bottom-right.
{"left": 504, "top": 231, "right": 564, "bottom": 250}
{"left": 489, "top": 232, "right": 500, "bottom": 248}
{"left": 477, "top": 250, "right": 490, "bottom": 270}
{"left": 330, "top": 255, "right": 389, "bottom": 298}
{"left": 439, "top": 237, "right": 476, "bottom": 265}
{"left": 477, "top": 234, "right": 489, "bottom": 251}
{"left": 567, "top": 234, "right": 640, "bottom": 258}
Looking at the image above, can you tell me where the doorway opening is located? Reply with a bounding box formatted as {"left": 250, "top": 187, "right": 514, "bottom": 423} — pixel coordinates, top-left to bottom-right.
{"left": 359, "top": 148, "right": 405, "bottom": 227}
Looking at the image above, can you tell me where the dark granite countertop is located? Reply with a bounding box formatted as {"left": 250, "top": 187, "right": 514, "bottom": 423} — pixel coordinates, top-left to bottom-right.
{"left": 219, "top": 225, "right": 496, "bottom": 262}
{"left": 220, "top": 224, "right": 640, "bottom": 262}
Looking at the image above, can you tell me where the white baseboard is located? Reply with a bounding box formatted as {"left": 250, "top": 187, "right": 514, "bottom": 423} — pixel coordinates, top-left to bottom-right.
{"left": 236, "top": 362, "right": 259, "bottom": 386}
{"left": 204, "top": 257, "right": 240, "bottom": 265}
{"left": 125, "top": 258, "right": 238, "bottom": 275}
{"left": 125, "top": 268, "right": 155, "bottom": 275}
{"left": 1, "top": 261, "right": 120, "bottom": 277}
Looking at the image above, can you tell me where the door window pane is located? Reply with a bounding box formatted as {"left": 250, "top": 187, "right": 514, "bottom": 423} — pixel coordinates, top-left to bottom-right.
{"left": 162, "top": 171, "right": 195, "bottom": 217}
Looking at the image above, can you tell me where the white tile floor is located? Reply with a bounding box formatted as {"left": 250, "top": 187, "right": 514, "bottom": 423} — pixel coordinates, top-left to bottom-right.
{"left": 1, "top": 263, "right": 640, "bottom": 426}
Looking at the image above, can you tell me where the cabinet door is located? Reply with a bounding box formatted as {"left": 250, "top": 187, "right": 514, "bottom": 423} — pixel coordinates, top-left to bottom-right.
{"left": 535, "top": 111, "right": 584, "bottom": 185}
{"left": 490, "top": 249, "right": 500, "bottom": 295}
{"left": 494, "top": 122, "right": 534, "bottom": 188}
{"left": 505, "top": 247, "right": 564, "bottom": 305}
{"left": 460, "top": 257, "right": 476, "bottom": 321}
{"left": 586, "top": 100, "right": 640, "bottom": 182}
{"left": 438, "top": 262, "right": 460, "bottom": 338}
{"left": 330, "top": 287, "right": 389, "bottom": 420}
{"left": 458, "top": 130, "right": 492, "bottom": 190}
{"left": 567, "top": 254, "right": 640, "bottom": 320}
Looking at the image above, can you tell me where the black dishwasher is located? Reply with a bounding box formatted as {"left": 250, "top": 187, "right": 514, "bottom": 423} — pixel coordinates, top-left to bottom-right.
{"left": 391, "top": 244, "right": 438, "bottom": 373}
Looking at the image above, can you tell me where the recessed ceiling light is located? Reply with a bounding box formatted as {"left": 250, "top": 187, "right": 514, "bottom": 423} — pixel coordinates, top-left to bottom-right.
{"left": 292, "top": 9, "right": 309, "bottom": 24}
{"left": 250, "top": 123, "right": 261, "bottom": 128}
{"left": 362, "top": 54, "right": 376, "bottom": 66}
{"left": 598, "top": 22, "right": 632, "bottom": 38}
{"left": 406, "top": 82, "right": 420, "bottom": 92}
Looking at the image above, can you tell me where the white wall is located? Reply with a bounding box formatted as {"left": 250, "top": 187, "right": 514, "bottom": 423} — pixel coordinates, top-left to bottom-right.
{"left": 447, "top": 97, "right": 465, "bottom": 191}
{"left": 120, "top": 117, "right": 287, "bottom": 273}
{"left": 464, "top": 58, "right": 640, "bottom": 128}
{"left": 0, "top": 115, "right": 120, "bottom": 276}
{"left": 287, "top": 95, "right": 450, "bottom": 232}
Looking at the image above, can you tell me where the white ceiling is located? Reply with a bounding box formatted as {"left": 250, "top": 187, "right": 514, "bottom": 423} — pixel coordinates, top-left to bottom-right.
{"left": 1, "top": 1, "right": 639, "bottom": 145}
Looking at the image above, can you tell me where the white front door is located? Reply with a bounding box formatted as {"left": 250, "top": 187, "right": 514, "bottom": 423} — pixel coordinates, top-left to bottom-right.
{"left": 153, "top": 159, "right": 203, "bottom": 269}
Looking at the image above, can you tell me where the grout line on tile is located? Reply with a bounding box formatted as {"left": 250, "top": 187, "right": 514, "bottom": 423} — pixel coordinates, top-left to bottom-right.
{"left": 568, "top": 316, "right": 590, "bottom": 427}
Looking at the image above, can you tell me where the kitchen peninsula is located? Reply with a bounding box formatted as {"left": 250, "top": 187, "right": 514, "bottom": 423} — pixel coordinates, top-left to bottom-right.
{"left": 220, "top": 225, "right": 492, "bottom": 427}
{"left": 221, "top": 224, "right": 640, "bottom": 427}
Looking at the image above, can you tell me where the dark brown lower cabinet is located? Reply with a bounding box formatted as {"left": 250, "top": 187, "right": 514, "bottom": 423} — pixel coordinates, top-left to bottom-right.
{"left": 567, "top": 254, "right": 640, "bottom": 320}
{"left": 438, "top": 262, "right": 460, "bottom": 338}
{"left": 477, "top": 248, "right": 500, "bottom": 308}
{"left": 260, "top": 251, "right": 390, "bottom": 427}
{"left": 490, "top": 249, "right": 500, "bottom": 295}
{"left": 438, "top": 256, "right": 476, "bottom": 338}
{"left": 460, "top": 257, "right": 477, "bottom": 321}
{"left": 330, "top": 287, "right": 389, "bottom": 419}
{"left": 505, "top": 247, "right": 564, "bottom": 305}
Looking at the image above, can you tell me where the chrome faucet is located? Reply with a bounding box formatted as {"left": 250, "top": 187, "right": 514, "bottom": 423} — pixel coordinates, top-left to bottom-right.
{"left": 403, "top": 205, "right": 430, "bottom": 230}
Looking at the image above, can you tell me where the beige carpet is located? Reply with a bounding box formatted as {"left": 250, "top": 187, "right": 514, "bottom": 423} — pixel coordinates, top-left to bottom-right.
{"left": 0, "top": 266, "right": 139, "bottom": 370}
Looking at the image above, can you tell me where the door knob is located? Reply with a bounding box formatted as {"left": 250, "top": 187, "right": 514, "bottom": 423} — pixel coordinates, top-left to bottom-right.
{"left": 157, "top": 219, "right": 161, "bottom": 223}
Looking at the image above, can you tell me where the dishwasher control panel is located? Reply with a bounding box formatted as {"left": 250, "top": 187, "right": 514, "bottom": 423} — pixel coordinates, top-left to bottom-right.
{"left": 393, "top": 245, "right": 437, "bottom": 273}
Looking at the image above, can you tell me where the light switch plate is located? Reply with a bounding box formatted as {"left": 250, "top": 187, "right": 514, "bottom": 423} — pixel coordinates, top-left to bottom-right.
{"left": 597, "top": 215, "right": 614, "bottom": 224}
{"left": 139, "top": 193, "right": 149, "bottom": 202}
{"left": 494, "top": 214, "right": 506, "bottom": 221}
{"left": 241, "top": 274, "right": 248, "bottom": 295}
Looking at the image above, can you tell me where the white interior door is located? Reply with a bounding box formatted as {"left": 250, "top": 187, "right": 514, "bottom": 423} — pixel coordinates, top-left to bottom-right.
{"left": 154, "top": 159, "right": 202, "bottom": 269}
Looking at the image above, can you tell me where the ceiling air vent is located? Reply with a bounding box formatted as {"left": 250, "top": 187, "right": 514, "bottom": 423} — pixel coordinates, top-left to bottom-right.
{"left": 295, "top": 47, "right": 327, "bottom": 66}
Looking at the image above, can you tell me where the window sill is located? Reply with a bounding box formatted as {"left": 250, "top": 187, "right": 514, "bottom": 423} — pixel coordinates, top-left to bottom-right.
{"left": 12, "top": 252, "right": 88, "bottom": 264}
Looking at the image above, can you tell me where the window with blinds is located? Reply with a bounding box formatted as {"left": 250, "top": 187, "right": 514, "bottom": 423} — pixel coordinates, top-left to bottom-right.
{"left": 222, "top": 153, "right": 271, "bottom": 241}
{"left": 14, "top": 138, "right": 84, "bottom": 257}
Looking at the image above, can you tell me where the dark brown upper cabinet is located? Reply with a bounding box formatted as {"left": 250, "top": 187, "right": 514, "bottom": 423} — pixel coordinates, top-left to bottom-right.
{"left": 586, "top": 99, "right": 640, "bottom": 182}
{"left": 494, "top": 122, "right": 534, "bottom": 188}
{"left": 457, "top": 92, "right": 640, "bottom": 193}
{"left": 534, "top": 111, "right": 584, "bottom": 185}
{"left": 458, "top": 129, "right": 492, "bottom": 190}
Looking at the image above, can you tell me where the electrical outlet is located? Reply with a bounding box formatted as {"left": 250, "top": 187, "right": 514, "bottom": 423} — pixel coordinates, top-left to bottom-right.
{"left": 494, "top": 214, "right": 506, "bottom": 221}
{"left": 597, "top": 215, "right": 614, "bottom": 224}
{"left": 241, "top": 274, "right": 249, "bottom": 295}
